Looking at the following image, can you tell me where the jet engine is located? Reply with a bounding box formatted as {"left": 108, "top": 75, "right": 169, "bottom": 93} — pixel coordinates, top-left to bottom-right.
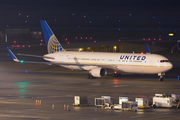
{"left": 89, "top": 67, "right": 107, "bottom": 77}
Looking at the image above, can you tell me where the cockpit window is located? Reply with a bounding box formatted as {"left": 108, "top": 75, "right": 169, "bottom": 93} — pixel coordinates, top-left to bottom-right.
{"left": 160, "top": 60, "right": 169, "bottom": 63}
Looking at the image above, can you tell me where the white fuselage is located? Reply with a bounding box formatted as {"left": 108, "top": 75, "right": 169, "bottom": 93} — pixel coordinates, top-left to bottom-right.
{"left": 43, "top": 51, "right": 173, "bottom": 74}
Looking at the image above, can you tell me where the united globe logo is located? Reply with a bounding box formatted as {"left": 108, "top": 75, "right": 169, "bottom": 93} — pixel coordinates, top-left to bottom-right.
{"left": 48, "top": 35, "right": 63, "bottom": 53}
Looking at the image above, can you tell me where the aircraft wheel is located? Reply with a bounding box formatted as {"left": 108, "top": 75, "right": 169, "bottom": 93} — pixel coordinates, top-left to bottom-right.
{"left": 91, "top": 76, "right": 96, "bottom": 79}
{"left": 87, "top": 74, "right": 96, "bottom": 79}
{"left": 159, "top": 78, "right": 163, "bottom": 81}
{"left": 86, "top": 74, "right": 91, "bottom": 79}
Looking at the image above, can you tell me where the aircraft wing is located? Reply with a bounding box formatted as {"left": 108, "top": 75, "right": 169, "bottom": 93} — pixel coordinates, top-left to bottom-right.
{"left": 8, "top": 48, "right": 54, "bottom": 65}
{"left": 8, "top": 48, "right": 113, "bottom": 67}
{"left": 7, "top": 48, "right": 117, "bottom": 72}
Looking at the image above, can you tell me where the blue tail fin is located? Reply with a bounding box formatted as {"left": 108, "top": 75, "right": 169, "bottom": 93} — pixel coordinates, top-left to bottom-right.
{"left": 40, "top": 20, "right": 65, "bottom": 53}
{"left": 145, "top": 43, "right": 151, "bottom": 54}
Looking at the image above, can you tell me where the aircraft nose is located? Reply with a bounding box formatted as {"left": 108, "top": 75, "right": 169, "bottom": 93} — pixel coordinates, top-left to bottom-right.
{"left": 169, "top": 62, "right": 173, "bottom": 70}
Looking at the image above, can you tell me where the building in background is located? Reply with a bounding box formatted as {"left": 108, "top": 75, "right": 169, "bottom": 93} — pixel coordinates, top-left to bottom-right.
{"left": 2, "top": 29, "right": 42, "bottom": 43}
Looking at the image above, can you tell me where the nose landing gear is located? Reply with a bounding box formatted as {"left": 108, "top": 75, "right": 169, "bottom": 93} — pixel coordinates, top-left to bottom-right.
{"left": 158, "top": 73, "right": 165, "bottom": 81}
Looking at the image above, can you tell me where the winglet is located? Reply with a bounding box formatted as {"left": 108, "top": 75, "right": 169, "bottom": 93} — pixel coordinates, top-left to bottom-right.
{"left": 7, "top": 48, "right": 20, "bottom": 62}
{"left": 145, "top": 43, "right": 151, "bottom": 54}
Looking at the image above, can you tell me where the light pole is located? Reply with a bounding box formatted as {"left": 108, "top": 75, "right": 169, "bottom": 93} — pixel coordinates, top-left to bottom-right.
{"left": 5, "top": 34, "right": 7, "bottom": 42}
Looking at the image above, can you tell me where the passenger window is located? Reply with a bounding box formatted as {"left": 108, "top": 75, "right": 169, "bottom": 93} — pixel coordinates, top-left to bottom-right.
{"left": 160, "top": 60, "right": 169, "bottom": 63}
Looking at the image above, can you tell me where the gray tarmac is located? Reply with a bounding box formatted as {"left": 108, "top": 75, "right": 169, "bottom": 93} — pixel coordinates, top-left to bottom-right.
{"left": 0, "top": 47, "right": 180, "bottom": 119}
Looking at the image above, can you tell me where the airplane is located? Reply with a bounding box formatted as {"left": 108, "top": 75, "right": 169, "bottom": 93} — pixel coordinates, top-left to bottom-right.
{"left": 7, "top": 20, "right": 173, "bottom": 81}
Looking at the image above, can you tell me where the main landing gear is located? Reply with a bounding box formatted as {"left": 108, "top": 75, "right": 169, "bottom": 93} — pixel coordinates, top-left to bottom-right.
{"left": 158, "top": 73, "right": 165, "bottom": 81}
{"left": 86, "top": 72, "right": 96, "bottom": 79}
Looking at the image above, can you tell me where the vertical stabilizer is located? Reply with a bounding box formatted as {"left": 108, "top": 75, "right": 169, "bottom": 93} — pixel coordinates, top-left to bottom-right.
{"left": 40, "top": 20, "right": 65, "bottom": 53}
{"left": 145, "top": 43, "right": 151, "bottom": 54}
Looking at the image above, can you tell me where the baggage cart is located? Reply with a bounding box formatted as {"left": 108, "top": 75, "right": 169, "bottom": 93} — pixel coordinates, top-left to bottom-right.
{"left": 135, "top": 98, "right": 150, "bottom": 108}
{"left": 119, "top": 97, "right": 128, "bottom": 104}
{"left": 153, "top": 94, "right": 176, "bottom": 108}
{"left": 122, "top": 101, "right": 138, "bottom": 111}
{"left": 73, "top": 96, "right": 88, "bottom": 106}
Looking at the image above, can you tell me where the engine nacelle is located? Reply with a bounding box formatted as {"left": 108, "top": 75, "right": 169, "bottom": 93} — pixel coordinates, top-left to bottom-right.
{"left": 89, "top": 67, "right": 107, "bottom": 77}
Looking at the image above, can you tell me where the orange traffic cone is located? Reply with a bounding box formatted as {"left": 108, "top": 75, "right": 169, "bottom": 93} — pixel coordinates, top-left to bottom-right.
{"left": 52, "top": 104, "right": 55, "bottom": 110}
{"left": 67, "top": 105, "right": 69, "bottom": 111}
